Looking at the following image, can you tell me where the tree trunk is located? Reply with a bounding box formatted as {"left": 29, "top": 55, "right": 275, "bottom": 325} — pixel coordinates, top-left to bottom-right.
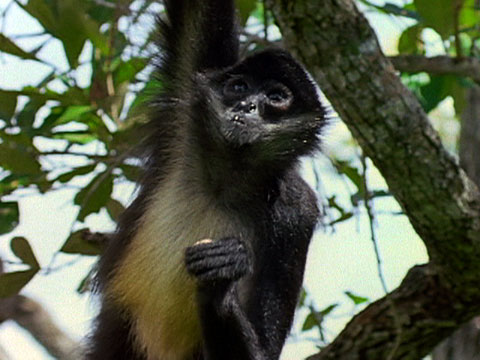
{"left": 431, "top": 86, "right": 480, "bottom": 360}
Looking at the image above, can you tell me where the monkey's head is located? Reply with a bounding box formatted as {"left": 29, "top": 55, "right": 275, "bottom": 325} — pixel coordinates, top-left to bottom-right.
{"left": 195, "top": 49, "right": 326, "bottom": 164}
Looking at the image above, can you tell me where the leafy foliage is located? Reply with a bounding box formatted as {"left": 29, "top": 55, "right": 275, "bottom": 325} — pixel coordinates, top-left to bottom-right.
{"left": 0, "top": 0, "right": 262, "bottom": 296}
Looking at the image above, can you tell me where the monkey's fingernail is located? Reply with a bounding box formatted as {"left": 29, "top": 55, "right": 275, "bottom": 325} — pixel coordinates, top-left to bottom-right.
{"left": 194, "top": 239, "right": 213, "bottom": 246}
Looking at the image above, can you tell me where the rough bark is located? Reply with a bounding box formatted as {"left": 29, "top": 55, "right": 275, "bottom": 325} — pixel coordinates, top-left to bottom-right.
{"left": 432, "top": 86, "right": 480, "bottom": 360}
{"left": 267, "top": 0, "right": 480, "bottom": 359}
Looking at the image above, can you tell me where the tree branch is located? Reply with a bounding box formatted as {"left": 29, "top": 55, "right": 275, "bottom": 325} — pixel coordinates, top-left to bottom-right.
{"left": 307, "top": 265, "right": 479, "bottom": 360}
{"left": 268, "top": 0, "right": 480, "bottom": 358}
{"left": 390, "top": 55, "right": 480, "bottom": 83}
{"left": 0, "top": 295, "right": 82, "bottom": 360}
{"left": 0, "top": 258, "right": 81, "bottom": 359}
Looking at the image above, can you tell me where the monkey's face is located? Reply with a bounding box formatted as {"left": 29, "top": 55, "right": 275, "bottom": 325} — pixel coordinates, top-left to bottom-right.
{"left": 196, "top": 48, "right": 325, "bottom": 161}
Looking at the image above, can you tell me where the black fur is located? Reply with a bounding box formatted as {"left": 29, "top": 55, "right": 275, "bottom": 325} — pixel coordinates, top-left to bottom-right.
{"left": 88, "top": 1, "right": 325, "bottom": 359}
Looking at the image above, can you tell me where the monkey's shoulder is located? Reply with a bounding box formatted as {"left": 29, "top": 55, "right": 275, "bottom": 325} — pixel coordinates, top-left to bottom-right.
{"left": 260, "top": 171, "right": 319, "bottom": 243}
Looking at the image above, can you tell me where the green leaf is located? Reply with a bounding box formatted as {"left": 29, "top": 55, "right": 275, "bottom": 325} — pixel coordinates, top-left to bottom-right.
{"left": 60, "top": 229, "right": 103, "bottom": 256}
{"left": 334, "top": 161, "right": 363, "bottom": 193}
{"left": 74, "top": 171, "right": 114, "bottom": 221}
{"left": 330, "top": 212, "right": 354, "bottom": 225}
{"left": 302, "top": 304, "right": 338, "bottom": 331}
{"left": 319, "top": 303, "right": 339, "bottom": 316}
{"left": 119, "top": 164, "right": 141, "bottom": 182}
{"left": 21, "top": 0, "right": 107, "bottom": 67}
{"left": 302, "top": 312, "right": 319, "bottom": 331}
{"left": 54, "top": 164, "right": 97, "bottom": 183}
{"left": 420, "top": 75, "right": 467, "bottom": 113}
{"left": 0, "top": 270, "right": 37, "bottom": 298}
{"left": 0, "top": 202, "right": 19, "bottom": 235}
{"left": 298, "top": 288, "right": 307, "bottom": 307}
{"left": 345, "top": 291, "right": 369, "bottom": 305}
{"left": 52, "top": 130, "right": 97, "bottom": 144}
{"left": 76, "top": 268, "right": 95, "bottom": 294}
{"left": 398, "top": 25, "right": 424, "bottom": 55}
{"left": 20, "top": 0, "right": 57, "bottom": 35}
{"left": 55, "top": 106, "right": 94, "bottom": 126}
{"left": 11, "top": 237, "right": 40, "bottom": 270}
{"left": 447, "top": 76, "right": 469, "bottom": 115}
{"left": 358, "top": 0, "right": 421, "bottom": 20}
{"left": 0, "top": 144, "right": 42, "bottom": 176}
{"left": 460, "top": 0, "right": 478, "bottom": 29}
{"left": 0, "top": 90, "right": 17, "bottom": 122}
{"left": 0, "top": 33, "right": 38, "bottom": 60}
{"left": 235, "top": 0, "right": 257, "bottom": 24}
{"left": 106, "top": 198, "right": 125, "bottom": 222}
{"left": 114, "top": 58, "right": 149, "bottom": 85}
{"left": 414, "top": 0, "right": 455, "bottom": 39}
{"left": 0, "top": 175, "right": 30, "bottom": 196}
{"left": 420, "top": 75, "right": 449, "bottom": 112}
{"left": 16, "top": 97, "right": 45, "bottom": 130}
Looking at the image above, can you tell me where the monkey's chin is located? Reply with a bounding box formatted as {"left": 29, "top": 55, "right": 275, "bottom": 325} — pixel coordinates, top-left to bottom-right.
{"left": 220, "top": 125, "right": 262, "bottom": 148}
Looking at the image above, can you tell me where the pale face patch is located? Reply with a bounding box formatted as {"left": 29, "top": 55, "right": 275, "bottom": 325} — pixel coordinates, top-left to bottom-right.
{"left": 107, "top": 168, "right": 242, "bottom": 360}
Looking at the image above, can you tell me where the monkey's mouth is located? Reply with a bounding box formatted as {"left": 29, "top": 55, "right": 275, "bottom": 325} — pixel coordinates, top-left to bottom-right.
{"left": 231, "top": 115, "right": 246, "bottom": 126}
{"left": 220, "top": 114, "right": 262, "bottom": 146}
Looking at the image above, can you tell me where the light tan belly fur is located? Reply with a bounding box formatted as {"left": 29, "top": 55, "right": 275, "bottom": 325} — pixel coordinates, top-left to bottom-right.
{"left": 107, "top": 173, "right": 237, "bottom": 360}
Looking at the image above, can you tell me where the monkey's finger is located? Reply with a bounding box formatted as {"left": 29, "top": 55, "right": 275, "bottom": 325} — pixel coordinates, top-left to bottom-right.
{"left": 193, "top": 239, "right": 213, "bottom": 246}
{"left": 186, "top": 252, "right": 244, "bottom": 272}
{"left": 193, "top": 262, "right": 248, "bottom": 283}
{"left": 185, "top": 244, "right": 245, "bottom": 262}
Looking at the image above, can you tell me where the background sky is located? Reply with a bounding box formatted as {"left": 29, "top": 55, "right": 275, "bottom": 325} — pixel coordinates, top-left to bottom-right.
{"left": 0, "top": 1, "right": 432, "bottom": 359}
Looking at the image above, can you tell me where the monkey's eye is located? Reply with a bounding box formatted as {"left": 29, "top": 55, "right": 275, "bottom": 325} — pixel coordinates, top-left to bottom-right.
{"left": 224, "top": 78, "right": 249, "bottom": 96}
{"left": 266, "top": 85, "right": 292, "bottom": 104}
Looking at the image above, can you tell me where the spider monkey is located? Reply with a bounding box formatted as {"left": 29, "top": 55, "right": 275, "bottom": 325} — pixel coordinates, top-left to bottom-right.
{"left": 87, "top": 1, "right": 325, "bottom": 359}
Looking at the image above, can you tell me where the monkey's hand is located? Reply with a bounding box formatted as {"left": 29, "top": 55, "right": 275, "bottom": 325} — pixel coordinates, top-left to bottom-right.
{"left": 185, "top": 237, "right": 251, "bottom": 284}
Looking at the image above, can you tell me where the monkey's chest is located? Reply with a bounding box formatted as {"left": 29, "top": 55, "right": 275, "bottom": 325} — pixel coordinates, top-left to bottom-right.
{"left": 107, "top": 184, "right": 239, "bottom": 360}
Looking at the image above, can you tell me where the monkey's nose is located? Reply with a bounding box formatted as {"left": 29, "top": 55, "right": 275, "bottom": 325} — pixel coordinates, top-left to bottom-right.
{"left": 233, "top": 101, "right": 257, "bottom": 114}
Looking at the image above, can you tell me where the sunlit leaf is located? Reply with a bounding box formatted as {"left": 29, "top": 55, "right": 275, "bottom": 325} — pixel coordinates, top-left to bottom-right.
{"left": 414, "top": 0, "right": 455, "bottom": 39}
{"left": 398, "top": 24, "right": 425, "bottom": 55}
{"left": 235, "top": 0, "right": 257, "bottom": 24}
{"left": 55, "top": 106, "right": 94, "bottom": 126}
{"left": 114, "top": 57, "right": 149, "bottom": 85}
{"left": 52, "top": 130, "right": 97, "bottom": 145}
{"left": 345, "top": 291, "right": 369, "bottom": 305}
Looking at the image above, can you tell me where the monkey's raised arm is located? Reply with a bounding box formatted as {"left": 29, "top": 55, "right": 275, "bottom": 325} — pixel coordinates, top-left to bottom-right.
{"left": 159, "top": 0, "right": 239, "bottom": 91}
